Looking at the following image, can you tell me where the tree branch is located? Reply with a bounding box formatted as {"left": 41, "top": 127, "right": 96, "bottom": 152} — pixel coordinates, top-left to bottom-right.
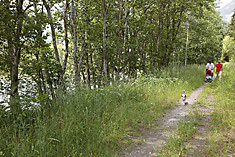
{"left": 23, "top": 4, "right": 34, "bottom": 13}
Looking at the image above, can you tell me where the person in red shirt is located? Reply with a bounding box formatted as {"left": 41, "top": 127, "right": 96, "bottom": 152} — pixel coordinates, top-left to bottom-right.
{"left": 215, "top": 60, "right": 223, "bottom": 81}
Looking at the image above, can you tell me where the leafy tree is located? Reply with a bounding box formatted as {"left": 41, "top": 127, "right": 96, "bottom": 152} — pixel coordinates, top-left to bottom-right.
{"left": 0, "top": 0, "right": 225, "bottom": 110}
{"left": 222, "top": 36, "right": 235, "bottom": 61}
{"left": 187, "top": 8, "right": 225, "bottom": 64}
{"left": 225, "top": 10, "right": 235, "bottom": 61}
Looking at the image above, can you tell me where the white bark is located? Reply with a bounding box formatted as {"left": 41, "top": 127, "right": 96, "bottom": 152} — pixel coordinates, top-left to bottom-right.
{"left": 103, "top": 0, "right": 108, "bottom": 81}
{"left": 58, "top": 0, "right": 69, "bottom": 85}
{"left": 42, "top": 0, "right": 61, "bottom": 66}
{"left": 71, "top": 0, "right": 79, "bottom": 83}
{"left": 185, "top": 22, "right": 189, "bottom": 66}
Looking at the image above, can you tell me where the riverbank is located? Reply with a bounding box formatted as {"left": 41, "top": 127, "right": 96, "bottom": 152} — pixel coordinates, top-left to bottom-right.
{"left": 0, "top": 65, "right": 205, "bottom": 156}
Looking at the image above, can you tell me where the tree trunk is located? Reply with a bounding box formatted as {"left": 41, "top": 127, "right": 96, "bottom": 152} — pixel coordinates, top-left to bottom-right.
{"left": 58, "top": 0, "right": 69, "bottom": 85}
{"left": 142, "top": 39, "right": 147, "bottom": 72}
{"left": 117, "top": 0, "right": 123, "bottom": 74}
{"left": 154, "top": 19, "right": 162, "bottom": 67}
{"left": 185, "top": 21, "right": 189, "bottom": 66}
{"left": 89, "top": 43, "right": 96, "bottom": 87}
{"left": 78, "top": 35, "right": 86, "bottom": 82}
{"left": 86, "top": 42, "right": 91, "bottom": 87}
{"left": 9, "top": 0, "right": 24, "bottom": 106}
{"left": 35, "top": 51, "right": 43, "bottom": 95}
{"left": 33, "top": 1, "right": 44, "bottom": 96}
{"left": 153, "top": 1, "right": 165, "bottom": 67}
{"left": 103, "top": 0, "right": 108, "bottom": 82}
{"left": 71, "top": 0, "right": 79, "bottom": 83}
{"left": 123, "top": 0, "right": 129, "bottom": 75}
{"left": 42, "top": 0, "right": 61, "bottom": 66}
{"left": 47, "top": 73, "right": 55, "bottom": 99}
{"left": 164, "top": 3, "right": 171, "bottom": 66}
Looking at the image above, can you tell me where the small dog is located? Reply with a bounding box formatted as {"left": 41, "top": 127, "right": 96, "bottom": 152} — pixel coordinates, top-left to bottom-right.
{"left": 181, "top": 90, "right": 188, "bottom": 105}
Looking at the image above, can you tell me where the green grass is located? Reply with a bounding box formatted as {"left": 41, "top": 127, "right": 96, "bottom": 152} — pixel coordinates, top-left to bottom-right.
{"left": 161, "top": 62, "right": 235, "bottom": 156}
{"left": 0, "top": 64, "right": 205, "bottom": 156}
{"left": 196, "top": 62, "right": 235, "bottom": 156}
{"left": 162, "top": 116, "right": 201, "bottom": 156}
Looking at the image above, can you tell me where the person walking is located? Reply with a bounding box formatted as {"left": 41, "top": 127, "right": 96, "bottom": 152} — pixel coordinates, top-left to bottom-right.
{"left": 206, "top": 60, "right": 214, "bottom": 77}
{"left": 215, "top": 60, "right": 223, "bottom": 81}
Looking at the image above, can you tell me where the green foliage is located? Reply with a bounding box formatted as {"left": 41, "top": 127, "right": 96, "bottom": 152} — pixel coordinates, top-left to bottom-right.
{"left": 187, "top": 9, "right": 225, "bottom": 64}
{"left": 208, "top": 62, "right": 235, "bottom": 130}
{"left": 0, "top": 64, "right": 205, "bottom": 156}
{"left": 222, "top": 36, "right": 235, "bottom": 62}
{"left": 196, "top": 62, "right": 235, "bottom": 156}
{"left": 163, "top": 118, "right": 199, "bottom": 156}
{"left": 161, "top": 62, "right": 235, "bottom": 156}
{"left": 0, "top": 0, "right": 225, "bottom": 109}
{"left": 225, "top": 11, "right": 235, "bottom": 62}
{"left": 0, "top": 0, "right": 229, "bottom": 155}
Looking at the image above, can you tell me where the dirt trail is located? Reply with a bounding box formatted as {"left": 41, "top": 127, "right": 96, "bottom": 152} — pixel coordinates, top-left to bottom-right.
{"left": 121, "top": 84, "right": 207, "bottom": 157}
{"left": 185, "top": 100, "right": 215, "bottom": 156}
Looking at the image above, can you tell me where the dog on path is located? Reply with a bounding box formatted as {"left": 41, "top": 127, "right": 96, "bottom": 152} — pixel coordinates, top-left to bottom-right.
{"left": 181, "top": 90, "right": 188, "bottom": 105}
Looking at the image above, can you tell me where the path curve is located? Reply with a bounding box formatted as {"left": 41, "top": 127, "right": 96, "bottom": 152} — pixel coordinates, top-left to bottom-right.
{"left": 122, "top": 84, "right": 207, "bottom": 157}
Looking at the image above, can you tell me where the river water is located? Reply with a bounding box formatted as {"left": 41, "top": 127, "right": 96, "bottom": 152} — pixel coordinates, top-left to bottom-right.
{"left": 0, "top": 78, "right": 38, "bottom": 108}
{"left": 0, "top": 73, "right": 131, "bottom": 109}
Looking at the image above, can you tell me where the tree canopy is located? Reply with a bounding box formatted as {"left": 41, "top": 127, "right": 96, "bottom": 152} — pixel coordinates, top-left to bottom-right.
{"left": 223, "top": 9, "right": 235, "bottom": 62}
{"left": 0, "top": 0, "right": 225, "bottom": 108}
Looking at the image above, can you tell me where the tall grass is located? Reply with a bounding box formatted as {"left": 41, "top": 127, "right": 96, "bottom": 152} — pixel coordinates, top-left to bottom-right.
{"left": 0, "top": 65, "right": 205, "bottom": 156}
{"left": 162, "top": 117, "right": 200, "bottom": 156}
{"left": 196, "top": 62, "right": 235, "bottom": 156}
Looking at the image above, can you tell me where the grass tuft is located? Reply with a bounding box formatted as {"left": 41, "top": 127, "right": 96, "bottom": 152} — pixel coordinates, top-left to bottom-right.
{"left": 193, "top": 62, "right": 235, "bottom": 156}
{"left": 0, "top": 65, "right": 205, "bottom": 156}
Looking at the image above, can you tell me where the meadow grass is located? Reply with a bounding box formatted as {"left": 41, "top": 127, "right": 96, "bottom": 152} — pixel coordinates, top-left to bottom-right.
{"left": 160, "top": 98, "right": 209, "bottom": 156}
{"left": 0, "top": 64, "right": 205, "bottom": 156}
{"left": 161, "top": 62, "right": 235, "bottom": 156}
{"left": 162, "top": 112, "right": 202, "bottom": 156}
{"left": 196, "top": 62, "right": 235, "bottom": 156}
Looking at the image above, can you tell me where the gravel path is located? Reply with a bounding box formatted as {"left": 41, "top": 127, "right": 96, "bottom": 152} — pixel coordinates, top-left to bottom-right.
{"left": 121, "top": 84, "right": 207, "bottom": 157}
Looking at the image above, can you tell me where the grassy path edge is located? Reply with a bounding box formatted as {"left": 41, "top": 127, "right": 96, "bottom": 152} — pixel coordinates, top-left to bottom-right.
{"left": 121, "top": 84, "right": 207, "bottom": 156}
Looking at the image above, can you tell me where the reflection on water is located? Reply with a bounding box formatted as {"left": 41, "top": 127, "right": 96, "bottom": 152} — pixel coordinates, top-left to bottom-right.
{"left": 0, "top": 77, "right": 38, "bottom": 108}
{"left": 0, "top": 78, "right": 10, "bottom": 107}
{"left": 0, "top": 73, "right": 130, "bottom": 109}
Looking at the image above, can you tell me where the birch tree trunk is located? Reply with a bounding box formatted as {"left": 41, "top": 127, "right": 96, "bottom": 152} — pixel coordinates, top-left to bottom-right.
{"left": 71, "top": 0, "right": 79, "bottom": 83}
{"left": 103, "top": 0, "right": 108, "bottom": 82}
{"left": 9, "top": 0, "right": 24, "bottom": 105}
{"left": 34, "top": 1, "right": 45, "bottom": 95}
{"left": 164, "top": 3, "right": 171, "bottom": 66}
{"left": 86, "top": 44, "right": 91, "bottom": 87}
{"left": 117, "top": 0, "right": 123, "bottom": 73}
{"left": 153, "top": 1, "right": 165, "bottom": 67}
{"left": 185, "top": 21, "right": 189, "bottom": 66}
{"left": 58, "top": 0, "right": 69, "bottom": 85}
{"left": 42, "top": 0, "right": 61, "bottom": 66}
{"left": 77, "top": 35, "right": 86, "bottom": 83}
{"left": 123, "top": 0, "right": 129, "bottom": 74}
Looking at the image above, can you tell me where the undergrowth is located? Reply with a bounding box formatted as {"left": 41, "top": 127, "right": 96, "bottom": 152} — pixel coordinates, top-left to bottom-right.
{"left": 160, "top": 62, "right": 235, "bottom": 156}
{"left": 196, "top": 62, "right": 235, "bottom": 156}
{"left": 161, "top": 113, "right": 202, "bottom": 156}
{"left": 0, "top": 65, "right": 205, "bottom": 156}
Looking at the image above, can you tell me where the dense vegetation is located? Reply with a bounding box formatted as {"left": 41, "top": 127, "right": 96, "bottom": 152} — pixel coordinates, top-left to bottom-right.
{"left": 162, "top": 62, "right": 235, "bottom": 156}
{"left": 0, "top": 0, "right": 234, "bottom": 156}
{"left": 0, "top": 0, "right": 224, "bottom": 106}
{"left": 222, "top": 10, "right": 235, "bottom": 62}
{"left": 201, "top": 62, "right": 235, "bottom": 156}
{"left": 0, "top": 65, "right": 205, "bottom": 156}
